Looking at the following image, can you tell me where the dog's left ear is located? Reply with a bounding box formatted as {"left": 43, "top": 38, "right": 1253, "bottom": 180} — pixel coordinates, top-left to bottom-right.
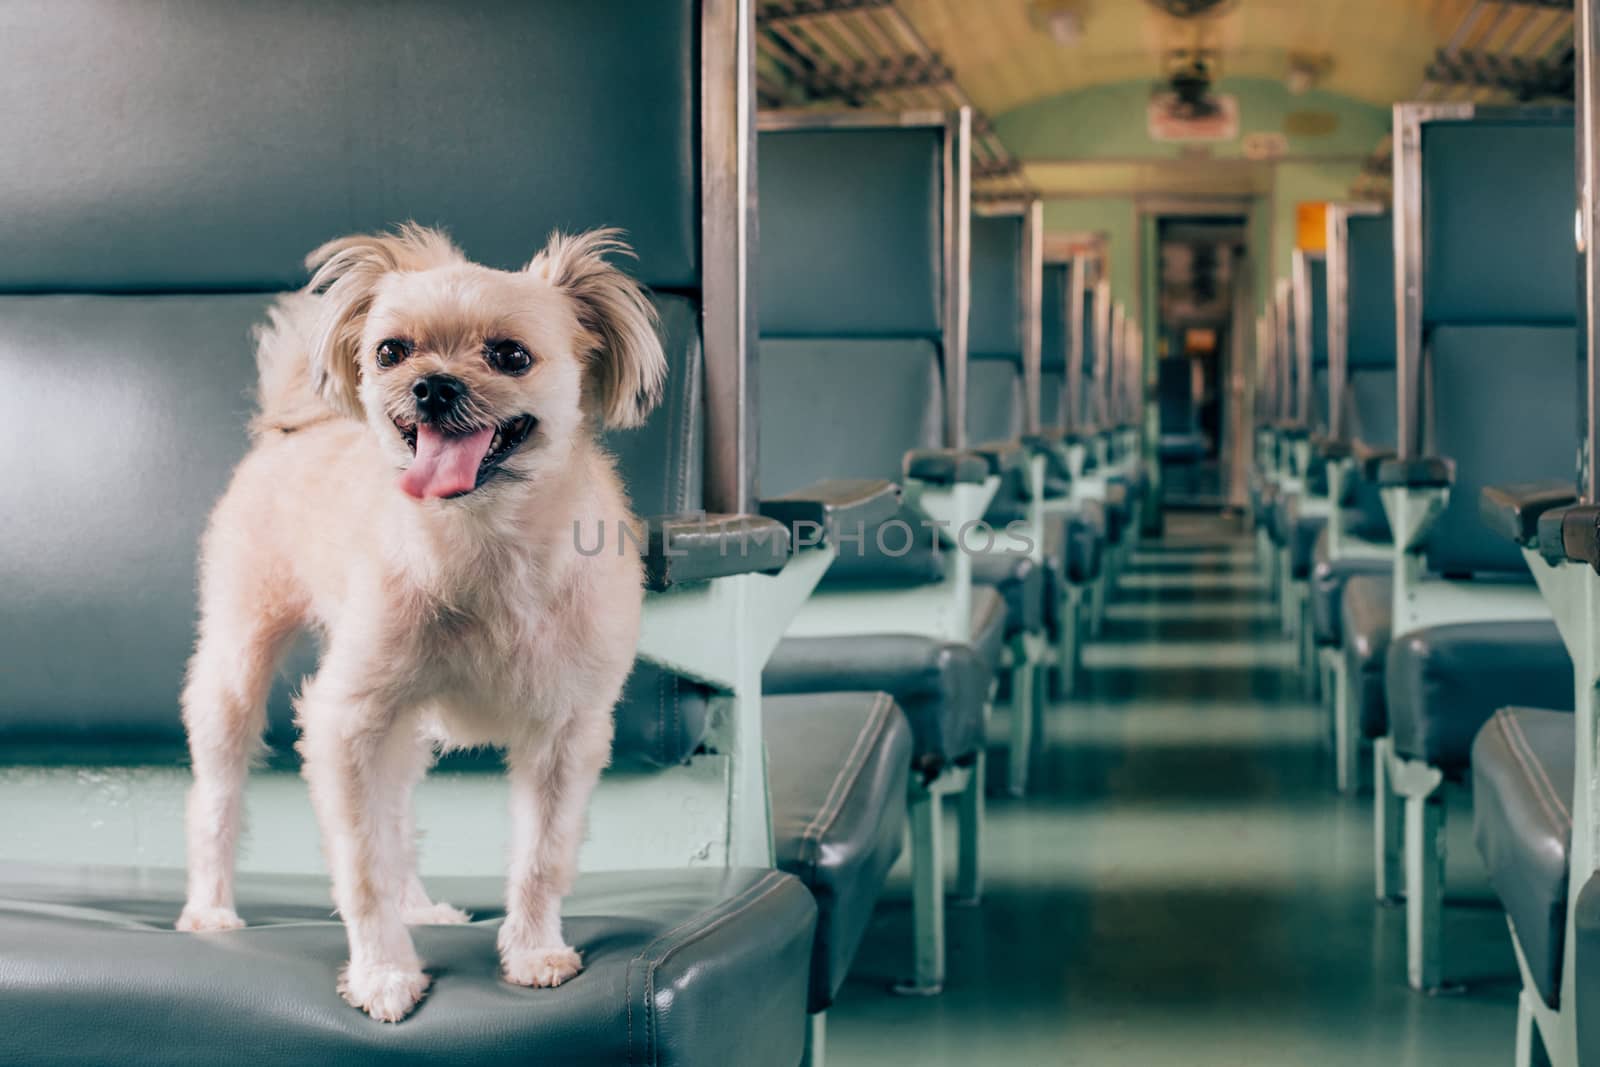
{"left": 527, "top": 229, "right": 666, "bottom": 429}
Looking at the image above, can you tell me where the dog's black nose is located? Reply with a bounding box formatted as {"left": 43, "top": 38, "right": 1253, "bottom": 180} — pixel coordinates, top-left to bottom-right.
{"left": 411, "top": 374, "right": 465, "bottom": 420}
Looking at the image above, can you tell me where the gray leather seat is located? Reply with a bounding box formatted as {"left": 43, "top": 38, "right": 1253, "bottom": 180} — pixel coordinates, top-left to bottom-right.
{"left": 966, "top": 214, "right": 1066, "bottom": 643}
{"left": 1574, "top": 874, "right": 1600, "bottom": 1058}
{"left": 767, "top": 692, "right": 912, "bottom": 1011}
{"left": 1310, "top": 528, "right": 1391, "bottom": 647}
{"left": 1473, "top": 707, "right": 1574, "bottom": 1007}
{"left": 757, "top": 128, "right": 1007, "bottom": 779}
{"left": 1288, "top": 514, "right": 1329, "bottom": 581}
{"left": 765, "top": 589, "right": 1004, "bottom": 777}
{"left": 0, "top": 863, "right": 816, "bottom": 1067}
{"left": 1045, "top": 509, "right": 1102, "bottom": 594}
{"left": 1387, "top": 620, "right": 1573, "bottom": 775}
{"left": 971, "top": 553, "right": 1045, "bottom": 637}
{"left": 0, "top": 2, "right": 823, "bottom": 1057}
{"left": 1341, "top": 575, "right": 1394, "bottom": 739}
{"left": 1102, "top": 480, "right": 1129, "bottom": 544}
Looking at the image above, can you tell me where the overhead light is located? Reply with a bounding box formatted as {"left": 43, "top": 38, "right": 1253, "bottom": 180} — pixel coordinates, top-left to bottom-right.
{"left": 1028, "top": 1, "right": 1088, "bottom": 48}
{"left": 1047, "top": 10, "right": 1083, "bottom": 47}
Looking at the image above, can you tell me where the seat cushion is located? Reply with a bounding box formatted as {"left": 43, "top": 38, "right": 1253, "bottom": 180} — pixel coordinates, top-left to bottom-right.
{"left": 1040, "top": 513, "right": 1101, "bottom": 633}
{"left": 1387, "top": 620, "right": 1573, "bottom": 773}
{"left": 971, "top": 553, "right": 1044, "bottom": 637}
{"left": 0, "top": 863, "right": 816, "bottom": 1067}
{"left": 1473, "top": 707, "right": 1574, "bottom": 1008}
{"left": 1066, "top": 513, "right": 1102, "bottom": 584}
{"left": 767, "top": 692, "right": 912, "bottom": 1011}
{"left": 1341, "top": 575, "right": 1393, "bottom": 739}
{"left": 1311, "top": 551, "right": 1391, "bottom": 646}
{"left": 765, "top": 634, "right": 990, "bottom": 775}
{"left": 969, "top": 585, "right": 1009, "bottom": 677}
{"left": 1289, "top": 514, "right": 1329, "bottom": 581}
{"left": 1269, "top": 493, "right": 1294, "bottom": 548}
{"left": 1102, "top": 482, "right": 1128, "bottom": 545}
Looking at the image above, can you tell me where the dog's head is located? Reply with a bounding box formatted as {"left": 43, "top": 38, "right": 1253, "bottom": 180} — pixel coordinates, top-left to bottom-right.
{"left": 304, "top": 224, "right": 666, "bottom": 501}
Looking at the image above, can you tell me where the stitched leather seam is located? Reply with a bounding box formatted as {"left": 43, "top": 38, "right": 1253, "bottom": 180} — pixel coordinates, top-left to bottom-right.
{"left": 634, "top": 872, "right": 791, "bottom": 1065}
{"left": 625, "top": 872, "right": 783, "bottom": 1063}
{"left": 1492, "top": 713, "right": 1556, "bottom": 832}
{"left": 1505, "top": 712, "right": 1568, "bottom": 825}
{"left": 801, "top": 693, "right": 894, "bottom": 872}
{"left": 1502, "top": 711, "right": 1569, "bottom": 826}
{"left": 674, "top": 320, "right": 696, "bottom": 510}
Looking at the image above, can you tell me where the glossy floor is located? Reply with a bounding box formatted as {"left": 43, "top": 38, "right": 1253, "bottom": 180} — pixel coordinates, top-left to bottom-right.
{"left": 828, "top": 512, "right": 1524, "bottom": 1067}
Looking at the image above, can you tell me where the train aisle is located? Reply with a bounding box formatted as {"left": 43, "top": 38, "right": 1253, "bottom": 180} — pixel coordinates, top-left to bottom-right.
{"left": 828, "top": 512, "right": 1526, "bottom": 1066}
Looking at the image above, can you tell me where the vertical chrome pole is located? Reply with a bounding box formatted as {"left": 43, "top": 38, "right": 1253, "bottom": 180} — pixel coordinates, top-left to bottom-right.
{"left": 1066, "top": 254, "right": 1087, "bottom": 432}
{"left": 942, "top": 108, "right": 973, "bottom": 449}
{"left": 1021, "top": 200, "right": 1044, "bottom": 435}
{"left": 701, "top": 0, "right": 757, "bottom": 512}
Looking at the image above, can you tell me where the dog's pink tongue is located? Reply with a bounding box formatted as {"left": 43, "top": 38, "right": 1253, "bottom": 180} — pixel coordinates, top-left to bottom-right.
{"left": 400, "top": 425, "right": 495, "bottom": 500}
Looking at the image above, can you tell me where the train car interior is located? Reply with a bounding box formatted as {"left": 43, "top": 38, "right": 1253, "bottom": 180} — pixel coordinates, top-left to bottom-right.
{"left": 4, "top": 1, "right": 1600, "bottom": 1064}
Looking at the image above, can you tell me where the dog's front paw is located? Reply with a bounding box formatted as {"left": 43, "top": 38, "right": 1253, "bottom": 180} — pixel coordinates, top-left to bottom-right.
{"left": 175, "top": 906, "right": 245, "bottom": 932}
{"left": 403, "top": 902, "right": 472, "bottom": 926}
{"left": 502, "top": 945, "right": 583, "bottom": 988}
{"left": 338, "top": 962, "right": 431, "bottom": 1022}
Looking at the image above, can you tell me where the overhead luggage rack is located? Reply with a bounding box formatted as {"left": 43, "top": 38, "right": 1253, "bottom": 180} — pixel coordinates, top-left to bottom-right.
{"left": 756, "top": 0, "right": 1032, "bottom": 202}
{"left": 1354, "top": 0, "right": 1576, "bottom": 200}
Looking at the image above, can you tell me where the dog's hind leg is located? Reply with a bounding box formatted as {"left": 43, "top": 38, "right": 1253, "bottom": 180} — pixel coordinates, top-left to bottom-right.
{"left": 298, "top": 673, "right": 430, "bottom": 1022}
{"left": 176, "top": 604, "right": 296, "bottom": 933}
{"left": 498, "top": 712, "right": 613, "bottom": 988}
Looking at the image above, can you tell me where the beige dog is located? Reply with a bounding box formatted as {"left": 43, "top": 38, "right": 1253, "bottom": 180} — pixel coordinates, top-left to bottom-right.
{"left": 175, "top": 225, "right": 665, "bottom": 1022}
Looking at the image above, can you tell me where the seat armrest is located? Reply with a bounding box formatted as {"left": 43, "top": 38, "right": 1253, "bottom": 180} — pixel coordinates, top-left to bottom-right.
{"left": 1376, "top": 455, "right": 1452, "bottom": 489}
{"left": 1350, "top": 440, "right": 1398, "bottom": 481}
{"left": 1547, "top": 503, "right": 1600, "bottom": 570}
{"left": 759, "top": 479, "right": 901, "bottom": 539}
{"left": 642, "top": 513, "right": 791, "bottom": 592}
{"left": 1313, "top": 435, "right": 1352, "bottom": 460}
{"left": 903, "top": 448, "right": 989, "bottom": 486}
{"left": 1020, "top": 432, "right": 1062, "bottom": 454}
{"left": 968, "top": 440, "right": 1029, "bottom": 477}
{"left": 1480, "top": 481, "right": 1578, "bottom": 547}
{"left": 1020, "top": 434, "right": 1073, "bottom": 481}
{"left": 1277, "top": 420, "right": 1309, "bottom": 440}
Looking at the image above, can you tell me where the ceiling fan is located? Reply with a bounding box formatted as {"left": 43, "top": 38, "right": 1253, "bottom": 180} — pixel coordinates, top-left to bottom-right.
{"left": 1160, "top": 49, "right": 1222, "bottom": 119}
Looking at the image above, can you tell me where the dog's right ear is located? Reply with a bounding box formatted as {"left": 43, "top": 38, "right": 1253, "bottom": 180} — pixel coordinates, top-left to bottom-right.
{"left": 304, "top": 224, "right": 462, "bottom": 417}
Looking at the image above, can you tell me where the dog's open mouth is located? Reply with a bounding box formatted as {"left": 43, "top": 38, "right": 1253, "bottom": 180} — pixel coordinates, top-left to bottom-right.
{"left": 394, "top": 414, "right": 537, "bottom": 500}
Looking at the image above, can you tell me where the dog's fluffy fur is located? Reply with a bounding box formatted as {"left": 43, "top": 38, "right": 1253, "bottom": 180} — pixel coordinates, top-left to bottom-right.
{"left": 175, "top": 225, "right": 665, "bottom": 1022}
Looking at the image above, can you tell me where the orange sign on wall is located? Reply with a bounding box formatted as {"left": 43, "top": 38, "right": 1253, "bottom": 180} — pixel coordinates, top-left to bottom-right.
{"left": 1297, "top": 202, "right": 1328, "bottom": 252}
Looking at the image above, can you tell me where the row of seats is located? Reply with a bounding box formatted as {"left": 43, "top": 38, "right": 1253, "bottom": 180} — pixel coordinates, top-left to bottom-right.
{"left": 1252, "top": 100, "right": 1599, "bottom": 1066}
{"left": 0, "top": 4, "right": 1154, "bottom": 1063}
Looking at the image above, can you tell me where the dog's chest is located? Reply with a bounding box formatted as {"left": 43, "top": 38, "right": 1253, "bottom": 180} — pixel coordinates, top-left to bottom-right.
{"left": 407, "top": 565, "right": 622, "bottom": 732}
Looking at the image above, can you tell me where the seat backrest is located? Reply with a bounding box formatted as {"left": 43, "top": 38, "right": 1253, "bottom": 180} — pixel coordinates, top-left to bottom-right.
{"left": 1040, "top": 263, "right": 1070, "bottom": 428}
{"left": 1410, "top": 111, "right": 1578, "bottom": 575}
{"left": 0, "top": 0, "right": 720, "bottom": 767}
{"left": 1328, "top": 211, "right": 1393, "bottom": 538}
{"left": 968, "top": 212, "right": 1027, "bottom": 444}
{"left": 1083, "top": 284, "right": 1105, "bottom": 427}
{"left": 1347, "top": 216, "right": 1396, "bottom": 374}
{"left": 1304, "top": 256, "right": 1330, "bottom": 430}
{"left": 757, "top": 118, "right": 963, "bottom": 495}
{"left": 1157, "top": 357, "right": 1196, "bottom": 435}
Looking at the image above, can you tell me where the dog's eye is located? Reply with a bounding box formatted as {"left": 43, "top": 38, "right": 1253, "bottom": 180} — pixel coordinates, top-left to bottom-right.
{"left": 486, "top": 340, "right": 533, "bottom": 375}
{"left": 375, "top": 339, "right": 412, "bottom": 369}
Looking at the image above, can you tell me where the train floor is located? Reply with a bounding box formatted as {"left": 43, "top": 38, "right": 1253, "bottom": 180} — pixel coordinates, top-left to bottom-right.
{"left": 826, "top": 510, "right": 1525, "bottom": 1066}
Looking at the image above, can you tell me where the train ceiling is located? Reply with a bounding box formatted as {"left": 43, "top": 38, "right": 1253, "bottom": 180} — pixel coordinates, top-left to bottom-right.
{"left": 756, "top": 0, "right": 1575, "bottom": 202}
